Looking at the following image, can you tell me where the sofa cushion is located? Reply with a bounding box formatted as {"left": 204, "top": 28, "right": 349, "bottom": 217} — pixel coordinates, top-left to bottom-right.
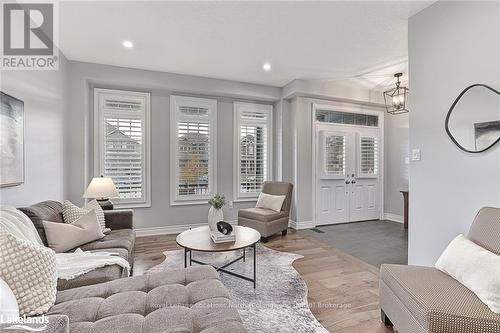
{"left": 238, "top": 207, "right": 287, "bottom": 222}
{"left": 57, "top": 247, "right": 130, "bottom": 291}
{"left": 50, "top": 266, "right": 246, "bottom": 333}
{"left": 380, "top": 264, "right": 500, "bottom": 333}
{"left": 77, "top": 229, "right": 135, "bottom": 254}
{"left": 18, "top": 201, "right": 63, "bottom": 246}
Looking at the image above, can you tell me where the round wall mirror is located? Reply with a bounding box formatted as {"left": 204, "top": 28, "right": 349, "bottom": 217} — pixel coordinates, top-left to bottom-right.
{"left": 445, "top": 84, "right": 500, "bottom": 153}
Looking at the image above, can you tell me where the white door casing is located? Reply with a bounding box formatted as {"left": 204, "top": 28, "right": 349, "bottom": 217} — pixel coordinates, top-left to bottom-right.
{"left": 313, "top": 104, "right": 384, "bottom": 226}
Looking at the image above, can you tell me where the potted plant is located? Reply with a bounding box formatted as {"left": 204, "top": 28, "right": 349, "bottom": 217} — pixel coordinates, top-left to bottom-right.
{"left": 208, "top": 194, "right": 226, "bottom": 232}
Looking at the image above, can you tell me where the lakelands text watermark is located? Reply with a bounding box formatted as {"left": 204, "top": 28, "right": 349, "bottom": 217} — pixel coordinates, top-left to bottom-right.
{"left": 0, "top": 314, "right": 49, "bottom": 331}
{"left": 1, "top": 1, "right": 59, "bottom": 70}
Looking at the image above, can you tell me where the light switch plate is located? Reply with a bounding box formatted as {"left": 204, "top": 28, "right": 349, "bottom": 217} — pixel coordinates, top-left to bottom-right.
{"left": 412, "top": 149, "right": 421, "bottom": 161}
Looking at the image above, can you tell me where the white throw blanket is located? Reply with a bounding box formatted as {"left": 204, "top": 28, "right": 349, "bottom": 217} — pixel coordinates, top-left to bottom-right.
{"left": 0, "top": 205, "right": 130, "bottom": 280}
{"left": 56, "top": 248, "right": 130, "bottom": 280}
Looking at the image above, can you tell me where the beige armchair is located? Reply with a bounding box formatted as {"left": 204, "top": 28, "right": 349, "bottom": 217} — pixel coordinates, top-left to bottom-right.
{"left": 380, "top": 207, "right": 500, "bottom": 333}
{"left": 238, "top": 181, "right": 293, "bottom": 242}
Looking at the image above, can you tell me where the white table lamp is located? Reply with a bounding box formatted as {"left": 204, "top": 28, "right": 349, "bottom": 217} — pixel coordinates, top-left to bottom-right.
{"left": 83, "top": 176, "right": 119, "bottom": 210}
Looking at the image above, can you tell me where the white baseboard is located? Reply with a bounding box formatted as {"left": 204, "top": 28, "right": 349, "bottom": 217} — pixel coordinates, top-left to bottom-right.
{"left": 135, "top": 220, "right": 238, "bottom": 237}
{"left": 289, "top": 219, "right": 314, "bottom": 230}
{"left": 384, "top": 213, "right": 404, "bottom": 223}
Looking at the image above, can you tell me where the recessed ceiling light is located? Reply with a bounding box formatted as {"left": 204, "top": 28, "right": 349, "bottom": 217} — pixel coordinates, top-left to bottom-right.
{"left": 262, "top": 62, "right": 271, "bottom": 72}
{"left": 122, "top": 40, "right": 134, "bottom": 49}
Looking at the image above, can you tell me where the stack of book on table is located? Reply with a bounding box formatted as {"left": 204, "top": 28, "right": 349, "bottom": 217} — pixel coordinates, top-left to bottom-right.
{"left": 210, "top": 231, "right": 236, "bottom": 243}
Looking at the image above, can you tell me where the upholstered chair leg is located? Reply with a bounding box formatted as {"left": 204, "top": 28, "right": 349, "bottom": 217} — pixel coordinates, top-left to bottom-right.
{"left": 282, "top": 229, "right": 288, "bottom": 236}
{"left": 381, "top": 310, "right": 393, "bottom": 327}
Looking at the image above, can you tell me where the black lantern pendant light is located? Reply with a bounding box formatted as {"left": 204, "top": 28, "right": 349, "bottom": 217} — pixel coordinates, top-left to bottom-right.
{"left": 384, "top": 73, "right": 409, "bottom": 114}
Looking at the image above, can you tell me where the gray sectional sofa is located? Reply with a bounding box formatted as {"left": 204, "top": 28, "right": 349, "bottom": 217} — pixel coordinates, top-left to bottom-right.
{"left": 18, "top": 200, "right": 135, "bottom": 290}
{"left": 2, "top": 200, "right": 246, "bottom": 333}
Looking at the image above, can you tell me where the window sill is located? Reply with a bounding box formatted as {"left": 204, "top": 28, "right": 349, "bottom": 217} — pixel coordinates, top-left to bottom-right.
{"left": 170, "top": 200, "right": 209, "bottom": 206}
{"left": 233, "top": 197, "right": 258, "bottom": 203}
{"left": 114, "top": 202, "right": 151, "bottom": 209}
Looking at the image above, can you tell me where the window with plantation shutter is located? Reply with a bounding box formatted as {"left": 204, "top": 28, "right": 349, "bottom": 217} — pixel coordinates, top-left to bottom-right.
{"left": 324, "top": 135, "right": 346, "bottom": 176}
{"left": 358, "top": 136, "right": 379, "bottom": 177}
{"left": 94, "top": 89, "right": 151, "bottom": 207}
{"left": 234, "top": 102, "right": 273, "bottom": 199}
{"left": 170, "top": 96, "right": 217, "bottom": 204}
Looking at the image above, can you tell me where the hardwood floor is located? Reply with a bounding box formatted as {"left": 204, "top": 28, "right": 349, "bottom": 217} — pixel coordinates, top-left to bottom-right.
{"left": 134, "top": 229, "right": 394, "bottom": 333}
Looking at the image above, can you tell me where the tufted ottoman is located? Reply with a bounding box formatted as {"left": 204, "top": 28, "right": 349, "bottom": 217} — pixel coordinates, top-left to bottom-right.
{"left": 45, "top": 265, "right": 247, "bottom": 333}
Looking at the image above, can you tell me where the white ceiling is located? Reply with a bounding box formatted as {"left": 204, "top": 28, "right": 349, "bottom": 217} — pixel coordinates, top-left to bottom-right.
{"left": 59, "top": 1, "right": 434, "bottom": 88}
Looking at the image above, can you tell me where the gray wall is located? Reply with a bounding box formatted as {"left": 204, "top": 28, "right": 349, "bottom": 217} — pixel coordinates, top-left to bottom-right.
{"left": 408, "top": 1, "right": 500, "bottom": 265}
{"left": 66, "top": 61, "right": 281, "bottom": 229}
{"left": 0, "top": 56, "right": 408, "bottom": 231}
{"left": 0, "top": 54, "right": 69, "bottom": 206}
{"left": 384, "top": 112, "right": 409, "bottom": 217}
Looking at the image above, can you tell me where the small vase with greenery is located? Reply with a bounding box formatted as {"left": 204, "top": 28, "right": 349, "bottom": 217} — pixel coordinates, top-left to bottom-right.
{"left": 208, "top": 194, "right": 226, "bottom": 232}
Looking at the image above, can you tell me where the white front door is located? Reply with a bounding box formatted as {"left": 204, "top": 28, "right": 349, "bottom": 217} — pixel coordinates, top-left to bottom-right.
{"left": 315, "top": 125, "right": 380, "bottom": 225}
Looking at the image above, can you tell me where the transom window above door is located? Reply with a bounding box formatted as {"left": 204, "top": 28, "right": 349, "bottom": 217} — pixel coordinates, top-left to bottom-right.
{"left": 316, "top": 110, "right": 379, "bottom": 127}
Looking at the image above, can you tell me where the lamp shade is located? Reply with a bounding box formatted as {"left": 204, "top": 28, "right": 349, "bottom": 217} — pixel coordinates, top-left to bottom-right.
{"left": 83, "top": 176, "right": 119, "bottom": 199}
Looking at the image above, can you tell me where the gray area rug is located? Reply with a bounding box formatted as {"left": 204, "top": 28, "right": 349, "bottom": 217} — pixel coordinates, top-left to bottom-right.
{"left": 304, "top": 220, "right": 408, "bottom": 267}
{"left": 148, "top": 244, "right": 328, "bottom": 333}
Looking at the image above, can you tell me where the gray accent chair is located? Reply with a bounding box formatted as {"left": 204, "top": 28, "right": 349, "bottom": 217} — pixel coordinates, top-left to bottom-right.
{"left": 380, "top": 207, "right": 500, "bottom": 333}
{"left": 238, "top": 181, "right": 293, "bottom": 242}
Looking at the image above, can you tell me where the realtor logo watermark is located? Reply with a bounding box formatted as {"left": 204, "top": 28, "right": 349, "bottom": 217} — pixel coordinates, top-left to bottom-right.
{"left": 1, "top": 1, "right": 59, "bottom": 70}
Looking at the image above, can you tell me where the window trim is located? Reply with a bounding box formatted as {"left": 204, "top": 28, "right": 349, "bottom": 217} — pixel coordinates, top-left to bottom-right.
{"left": 93, "top": 88, "right": 151, "bottom": 209}
{"left": 170, "top": 95, "right": 218, "bottom": 206}
{"left": 233, "top": 102, "right": 273, "bottom": 200}
{"left": 318, "top": 130, "right": 347, "bottom": 180}
{"left": 356, "top": 133, "right": 380, "bottom": 179}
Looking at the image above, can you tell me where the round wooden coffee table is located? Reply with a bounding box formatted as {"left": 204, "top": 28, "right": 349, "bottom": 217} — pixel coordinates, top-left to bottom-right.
{"left": 176, "top": 225, "right": 260, "bottom": 288}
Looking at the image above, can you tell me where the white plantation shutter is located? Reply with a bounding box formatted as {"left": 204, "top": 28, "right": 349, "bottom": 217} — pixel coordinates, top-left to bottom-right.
{"left": 234, "top": 102, "right": 273, "bottom": 198}
{"left": 359, "top": 136, "right": 379, "bottom": 177}
{"left": 94, "top": 89, "right": 151, "bottom": 207}
{"left": 171, "top": 96, "right": 217, "bottom": 203}
{"left": 324, "top": 135, "right": 346, "bottom": 176}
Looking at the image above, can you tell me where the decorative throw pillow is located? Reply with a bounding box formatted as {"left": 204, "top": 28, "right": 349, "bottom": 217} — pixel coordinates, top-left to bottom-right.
{"left": 43, "top": 209, "right": 105, "bottom": 253}
{"left": 0, "top": 229, "right": 57, "bottom": 316}
{"left": 435, "top": 234, "right": 500, "bottom": 314}
{"left": 63, "top": 200, "right": 110, "bottom": 234}
{"left": 256, "top": 192, "right": 286, "bottom": 212}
